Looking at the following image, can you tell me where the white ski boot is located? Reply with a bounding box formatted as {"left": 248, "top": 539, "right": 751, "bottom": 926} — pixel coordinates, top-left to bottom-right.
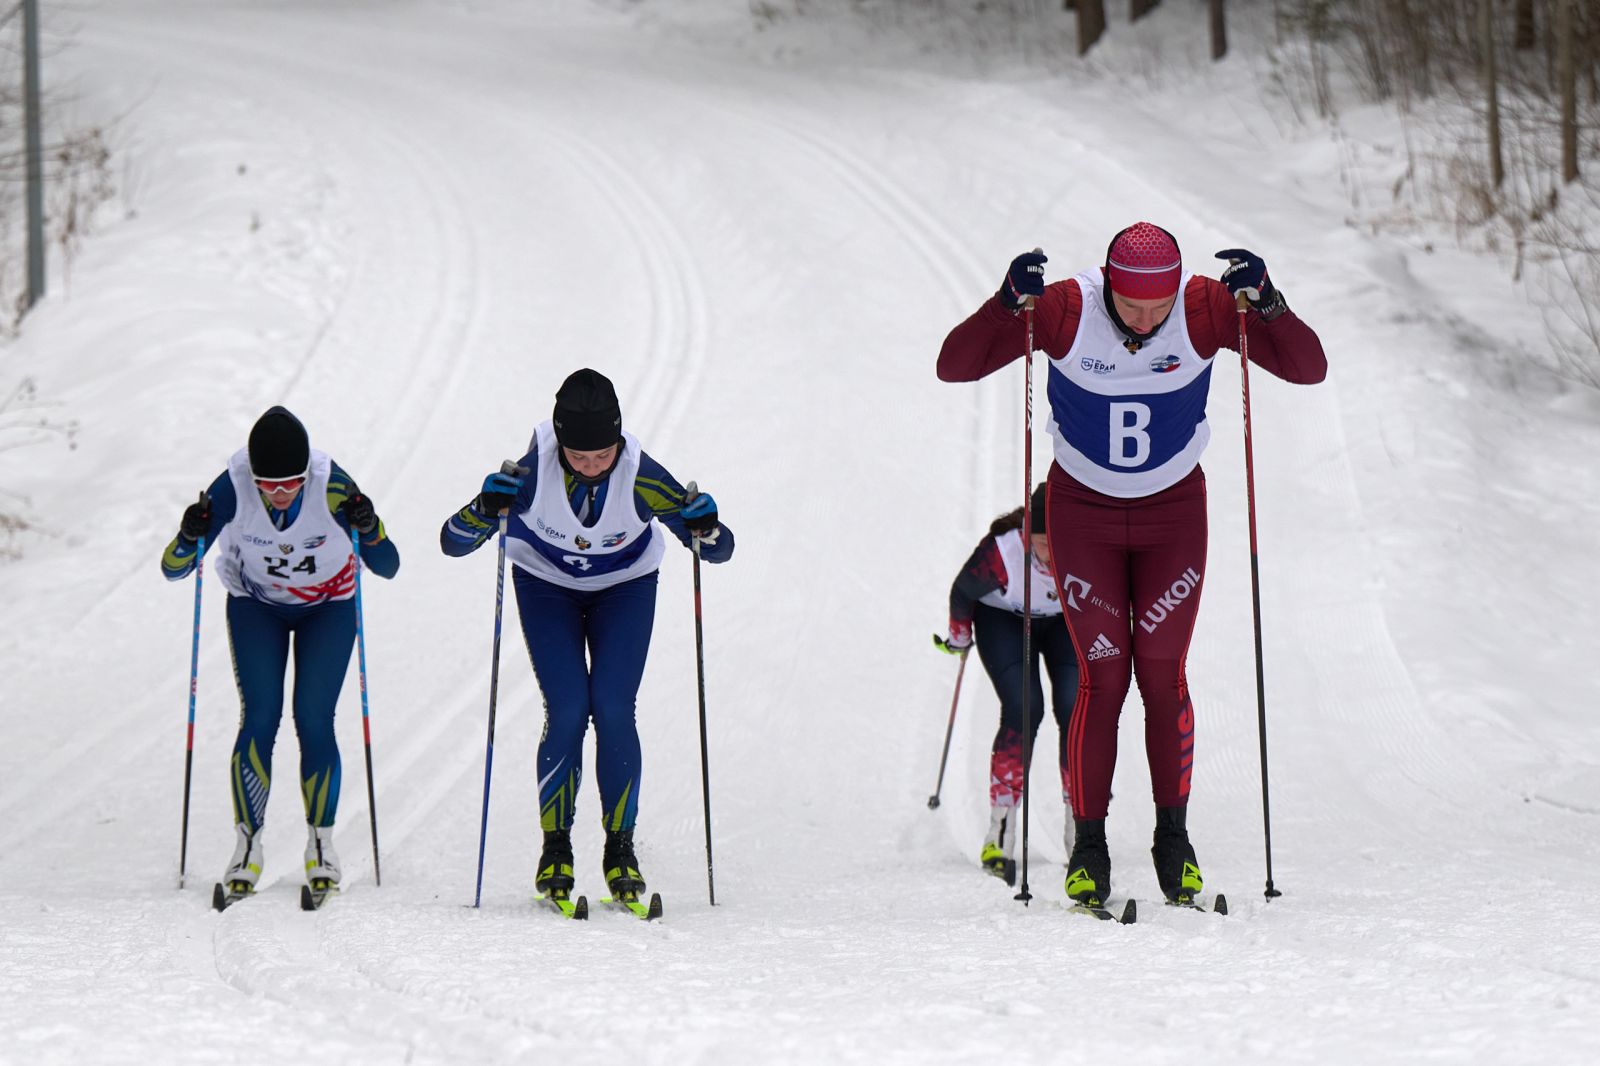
{"left": 979, "top": 805, "right": 1018, "bottom": 887}
{"left": 304, "top": 824, "right": 341, "bottom": 887}
{"left": 224, "top": 822, "right": 263, "bottom": 890}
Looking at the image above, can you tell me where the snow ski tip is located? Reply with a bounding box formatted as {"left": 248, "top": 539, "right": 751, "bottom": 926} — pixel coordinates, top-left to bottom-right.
{"left": 1164, "top": 892, "right": 1228, "bottom": 915}
{"left": 300, "top": 881, "right": 338, "bottom": 911}
{"left": 1069, "top": 898, "right": 1136, "bottom": 924}
{"left": 536, "top": 892, "right": 589, "bottom": 920}
{"left": 212, "top": 881, "right": 253, "bottom": 912}
{"left": 600, "top": 891, "right": 663, "bottom": 921}
{"left": 983, "top": 859, "right": 1018, "bottom": 887}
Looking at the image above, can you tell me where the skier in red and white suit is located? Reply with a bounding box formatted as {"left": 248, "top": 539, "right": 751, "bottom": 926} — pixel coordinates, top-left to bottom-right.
{"left": 937, "top": 224, "right": 1326, "bottom": 907}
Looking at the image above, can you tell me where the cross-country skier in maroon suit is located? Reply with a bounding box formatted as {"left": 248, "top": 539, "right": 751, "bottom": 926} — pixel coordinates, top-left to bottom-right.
{"left": 937, "top": 224, "right": 1326, "bottom": 908}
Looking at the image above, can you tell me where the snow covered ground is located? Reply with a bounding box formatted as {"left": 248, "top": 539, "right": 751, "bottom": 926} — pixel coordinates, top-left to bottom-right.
{"left": 2, "top": 1, "right": 1598, "bottom": 1063}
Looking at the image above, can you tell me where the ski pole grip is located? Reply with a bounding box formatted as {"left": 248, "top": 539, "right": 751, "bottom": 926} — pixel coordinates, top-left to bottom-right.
{"left": 1022, "top": 247, "right": 1043, "bottom": 311}
{"left": 493, "top": 460, "right": 528, "bottom": 517}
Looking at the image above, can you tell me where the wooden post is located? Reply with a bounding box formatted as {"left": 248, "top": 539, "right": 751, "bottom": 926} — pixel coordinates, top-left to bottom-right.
{"left": 1558, "top": 0, "right": 1578, "bottom": 182}
{"left": 1077, "top": 0, "right": 1107, "bottom": 55}
{"left": 1481, "top": 0, "right": 1505, "bottom": 189}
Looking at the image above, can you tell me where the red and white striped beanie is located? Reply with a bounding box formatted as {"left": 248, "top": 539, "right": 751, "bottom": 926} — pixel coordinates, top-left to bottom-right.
{"left": 1105, "top": 222, "right": 1181, "bottom": 300}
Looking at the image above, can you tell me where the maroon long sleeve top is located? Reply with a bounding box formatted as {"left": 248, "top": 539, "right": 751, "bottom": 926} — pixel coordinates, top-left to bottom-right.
{"left": 937, "top": 274, "right": 1327, "bottom": 385}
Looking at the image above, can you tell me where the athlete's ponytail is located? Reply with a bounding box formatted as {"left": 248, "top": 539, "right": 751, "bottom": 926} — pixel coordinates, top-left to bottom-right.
{"left": 988, "top": 507, "right": 1024, "bottom": 537}
{"left": 987, "top": 483, "right": 1048, "bottom": 538}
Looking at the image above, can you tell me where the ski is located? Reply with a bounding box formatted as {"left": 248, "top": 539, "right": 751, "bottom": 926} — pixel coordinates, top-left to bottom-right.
{"left": 535, "top": 891, "right": 589, "bottom": 920}
{"left": 212, "top": 881, "right": 253, "bottom": 912}
{"left": 1165, "top": 892, "right": 1228, "bottom": 915}
{"left": 599, "top": 891, "right": 663, "bottom": 921}
{"left": 300, "top": 879, "right": 339, "bottom": 912}
{"left": 983, "top": 858, "right": 1018, "bottom": 887}
{"left": 1068, "top": 898, "right": 1137, "bottom": 924}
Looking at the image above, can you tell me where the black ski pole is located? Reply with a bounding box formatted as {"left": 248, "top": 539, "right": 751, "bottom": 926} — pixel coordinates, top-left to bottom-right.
{"left": 351, "top": 531, "right": 382, "bottom": 886}
{"left": 688, "top": 502, "right": 717, "bottom": 906}
{"left": 1236, "top": 293, "right": 1282, "bottom": 900}
{"left": 926, "top": 645, "right": 970, "bottom": 809}
{"left": 1015, "top": 288, "right": 1038, "bottom": 906}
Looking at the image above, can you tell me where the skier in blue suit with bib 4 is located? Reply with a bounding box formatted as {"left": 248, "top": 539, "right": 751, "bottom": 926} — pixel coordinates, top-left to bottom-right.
{"left": 440, "top": 368, "right": 733, "bottom": 905}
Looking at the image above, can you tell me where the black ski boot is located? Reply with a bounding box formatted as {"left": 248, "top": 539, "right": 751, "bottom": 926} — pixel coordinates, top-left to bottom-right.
{"left": 535, "top": 829, "right": 575, "bottom": 895}
{"left": 1151, "top": 806, "right": 1203, "bottom": 905}
{"left": 602, "top": 829, "right": 646, "bottom": 900}
{"left": 1064, "top": 818, "right": 1111, "bottom": 907}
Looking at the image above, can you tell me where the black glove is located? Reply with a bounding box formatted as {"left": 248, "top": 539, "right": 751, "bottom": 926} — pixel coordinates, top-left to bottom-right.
{"left": 681, "top": 482, "right": 719, "bottom": 539}
{"left": 342, "top": 492, "right": 379, "bottom": 536}
{"left": 997, "top": 249, "right": 1047, "bottom": 310}
{"left": 179, "top": 492, "right": 212, "bottom": 543}
{"left": 1215, "top": 248, "right": 1287, "bottom": 320}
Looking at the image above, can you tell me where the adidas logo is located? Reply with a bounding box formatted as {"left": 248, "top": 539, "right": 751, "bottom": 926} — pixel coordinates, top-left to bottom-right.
{"left": 1086, "top": 633, "right": 1120, "bottom": 661}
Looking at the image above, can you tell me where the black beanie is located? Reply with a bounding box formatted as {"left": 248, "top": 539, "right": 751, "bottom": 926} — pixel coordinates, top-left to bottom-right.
{"left": 248, "top": 406, "right": 310, "bottom": 478}
{"left": 1030, "top": 483, "right": 1048, "bottom": 535}
{"left": 552, "top": 369, "right": 622, "bottom": 451}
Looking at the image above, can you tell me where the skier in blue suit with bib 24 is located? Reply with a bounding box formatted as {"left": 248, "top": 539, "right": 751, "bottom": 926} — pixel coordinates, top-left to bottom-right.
{"left": 162, "top": 406, "right": 400, "bottom": 900}
{"left": 440, "top": 368, "right": 733, "bottom": 905}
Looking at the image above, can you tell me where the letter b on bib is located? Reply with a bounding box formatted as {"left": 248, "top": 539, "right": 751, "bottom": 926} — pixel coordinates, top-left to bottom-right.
{"left": 1109, "top": 402, "right": 1152, "bottom": 467}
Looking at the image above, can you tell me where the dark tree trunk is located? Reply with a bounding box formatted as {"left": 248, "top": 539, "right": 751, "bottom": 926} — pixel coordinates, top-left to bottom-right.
{"left": 1481, "top": 0, "right": 1505, "bottom": 189}
{"left": 1077, "top": 0, "right": 1107, "bottom": 54}
{"left": 1515, "top": 0, "right": 1536, "bottom": 50}
{"left": 1131, "top": 0, "right": 1161, "bottom": 22}
{"left": 1394, "top": 0, "right": 1432, "bottom": 100}
{"left": 1559, "top": 0, "right": 1579, "bottom": 181}
{"left": 1210, "top": 0, "right": 1228, "bottom": 60}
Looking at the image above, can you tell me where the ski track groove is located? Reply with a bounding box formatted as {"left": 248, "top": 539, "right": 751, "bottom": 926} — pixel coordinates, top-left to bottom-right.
{"left": 0, "top": 25, "right": 505, "bottom": 1015}
{"left": 0, "top": 631, "right": 239, "bottom": 853}
{"left": 196, "top": 899, "right": 548, "bottom": 1057}
{"left": 184, "top": 26, "right": 486, "bottom": 496}
{"left": 0, "top": 43, "right": 484, "bottom": 859}
{"left": 689, "top": 89, "right": 1052, "bottom": 851}
{"left": 724, "top": 96, "right": 1009, "bottom": 509}
{"left": 527, "top": 120, "right": 710, "bottom": 458}
{"left": 320, "top": 100, "right": 485, "bottom": 496}
{"left": 743, "top": 107, "right": 1030, "bottom": 834}
{"left": 602, "top": 70, "right": 1010, "bottom": 527}
{"left": 360, "top": 672, "right": 545, "bottom": 884}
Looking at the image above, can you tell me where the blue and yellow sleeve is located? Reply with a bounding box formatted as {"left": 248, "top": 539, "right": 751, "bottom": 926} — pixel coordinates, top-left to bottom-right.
{"left": 440, "top": 449, "right": 539, "bottom": 558}
{"left": 160, "top": 472, "right": 236, "bottom": 580}
{"left": 328, "top": 461, "right": 400, "bottom": 579}
{"left": 635, "top": 451, "right": 735, "bottom": 563}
